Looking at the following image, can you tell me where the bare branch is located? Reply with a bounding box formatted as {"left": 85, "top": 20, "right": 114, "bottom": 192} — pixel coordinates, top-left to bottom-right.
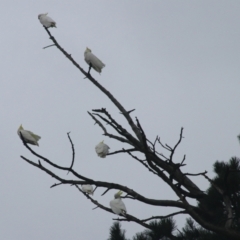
{"left": 127, "top": 151, "right": 159, "bottom": 176}
{"left": 101, "top": 188, "right": 112, "bottom": 196}
{"left": 157, "top": 137, "right": 171, "bottom": 151}
{"left": 75, "top": 185, "right": 152, "bottom": 229}
{"left": 88, "top": 111, "right": 131, "bottom": 144}
{"left": 92, "top": 108, "right": 142, "bottom": 147}
{"left": 75, "top": 185, "right": 113, "bottom": 212}
{"left": 92, "top": 112, "right": 123, "bottom": 135}
{"left": 140, "top": 210, "right": 188, "bottom": 222}
{"left": 158, "top": 153, "right": 169, "bottom": 160}
{"left": 181, "top": 155, "right": 186, "bottom": 165}
{"left": 43, "top": 44, "right": 56, "bottom": 49}
{"left": 147, "top": 137, "right": 158, "bottom": 154}
{"left": 19, "top": 132, "right": 69, "bottom": 171}
{"left": 135, "top": 118, "right": 192, "bottom": 205}
{"left": 120, "top": 109, "right": 135, "bottom": 115}
{"left": 169, "top": 127, "right": 184, "bottom": 162}
{"left": 184, "top": 171, "right": 207, "bottom": 177}
{"left": 50, "top": 182, "right": 64, "bottom": 188}
{"left": 93, "top": 186, "right": 98, "bottom": 194}
{"left": 21, "top": 155, "right": 187, "bottom": 209}
{"left": 165, "top": 144, "right": 173, "bottom": 151}
{"left": 67, "top": 132, "right": 75, "bottom": 174}
{"left": 88, "top": 111, "right": 107, "bottom": 132}
{"left": 108, "top": 148, "right": 137, "bottom": 156}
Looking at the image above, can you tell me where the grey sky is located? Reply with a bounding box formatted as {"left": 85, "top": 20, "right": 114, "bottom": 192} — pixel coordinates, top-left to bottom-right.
{"left": 0, "top": 1, "right": 240, "bottom": 239}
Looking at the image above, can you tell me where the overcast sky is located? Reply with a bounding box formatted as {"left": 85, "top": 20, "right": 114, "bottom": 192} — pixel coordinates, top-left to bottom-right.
{"left": 0, "top": 1, "right": 240, "bottom": 239}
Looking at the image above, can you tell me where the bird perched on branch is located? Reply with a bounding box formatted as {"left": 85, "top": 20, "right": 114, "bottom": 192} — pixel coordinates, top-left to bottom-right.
{"left": 17, "top": 125, "right": 41, "bottom": 146}
{"left": 95, "top": 141, "right": 110, "bottom": 158}
{"left": 38, "top": 13, "right": 56, "bottom": 28}
{"left": 82, "top": 185, "right": 94, "bottom": 195}
{"left": 84, "top": 47, "right": 105, "bottom": 75}
{"left": 110, "top": 191, "right": 127, "bottom": 216}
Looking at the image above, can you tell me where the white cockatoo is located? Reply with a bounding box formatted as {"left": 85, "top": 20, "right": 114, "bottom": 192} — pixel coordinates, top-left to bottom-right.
{"left": 84, "top": 47, "right": 105, "bottom": 75}
{"left": 110, "top": 191, "right": 127, "bottom": 216}
{"left": 17, "top": 125, "right": 41, "bottom": 146}
{"left": 95, "top": 141, "right": 110, "bottom": 158}
{"left": 82, "top": 185, "right": 94, "bottom": 195}
{"left": 38, "top": 13, "right": 56, "bottom": 28}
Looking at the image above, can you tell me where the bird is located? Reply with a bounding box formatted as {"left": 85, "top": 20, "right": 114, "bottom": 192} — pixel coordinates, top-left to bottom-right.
{"left": 110, "top": 191, "right": 127, "bottom": 216}
{"left": 17, "top": 125, "right": 41, "bottom": 146}
{"left": 95, "top": 141, "right": 110, "bottom": 158}
{"left": 84, "top": 47, "right": 105, "bottom": 75}
{"left": 81, "top": 185, "right": 94, "bottom": 195}
{"left": 38, "top": 13, "right": 56, "bottom": 28}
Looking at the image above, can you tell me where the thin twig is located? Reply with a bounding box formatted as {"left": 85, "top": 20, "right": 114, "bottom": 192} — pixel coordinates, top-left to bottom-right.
{"left": 92, "top": 112, "right": 123, "bottom": 135}
{"left": 127, "top": 151, "right": 159, "bottom": 176}
{"left": 50, "top": 182, "right": 64, "bottom": 188}
{"left": 67, "top": 132, "right": 75, "bottom": 174}
{"left": 101, "top": 188, "right": 112, "bottom": 196}
{"left": 93, "top": 186, "right": 98, "bottom": 194}
{"left": 43, "top": 44, "right": 56, "bottom": 49}
{"left": 181, "top": 155, "right": 186, "bottom": 165}
{"left": 157, "top": 138, "right": 171, "bottom": 152}
{"left": 108, "top": 148, "right": 137, "bottom": 156}
{"left": 120, "top": 109, "right": 135, "bottom": 114}
{"left": 169, "top": 128, "right": 184, "bottom": 162}
{"left": 88, "top": 111, "right": 131, "bottom": 144}
{"left": 92, "top": 108, "right": 141, "bottom": 146}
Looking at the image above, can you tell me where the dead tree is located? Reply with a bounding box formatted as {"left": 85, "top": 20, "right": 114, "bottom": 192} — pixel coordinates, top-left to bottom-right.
{"left": 19, "top": 27, "right": 240, "bottom": 240}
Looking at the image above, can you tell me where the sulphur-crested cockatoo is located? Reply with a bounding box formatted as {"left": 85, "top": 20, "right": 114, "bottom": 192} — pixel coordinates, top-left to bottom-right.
{"left": 95, "top": 141, "right": 110, "bottom": 158}
{"left": 84, "top": 47, "right": 105, "bottom": 75}
{"left": 17, "top": 125, "right": 41, "bottom": 146}
{"left": 82, "top": 185, "right": 94, "bottom": 195}
{"left": 38, "top": 13, "right": 56, "bottom": 28}
{"left": 110, "top": 191, "right": 127, "bottom": 216}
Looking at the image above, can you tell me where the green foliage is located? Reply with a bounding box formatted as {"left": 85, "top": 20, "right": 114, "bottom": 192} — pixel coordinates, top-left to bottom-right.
{"left": 178, "top": 218, "right": 228, "bottom": 240}
{"left": 107, "top": 222, "right": 128, "bottom": 240}
{"left": 132, "top": 232, "right": 149, "bottom": 240}
{"left": 132, "top": 218, "right": 177, "bottom": 240}
{"left": 198, "top": 157, "right": 240, "bottom": 229}
{"left": 143, "top": 218, "right": 176, "bottom": 240}
{"left": 108, "top": 217, "right": 230, "bottom": 240}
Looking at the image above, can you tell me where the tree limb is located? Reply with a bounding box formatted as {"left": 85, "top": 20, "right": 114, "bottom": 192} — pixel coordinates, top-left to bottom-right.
{"left": 21, "top": 155, "right": 188, "bottom": 209}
